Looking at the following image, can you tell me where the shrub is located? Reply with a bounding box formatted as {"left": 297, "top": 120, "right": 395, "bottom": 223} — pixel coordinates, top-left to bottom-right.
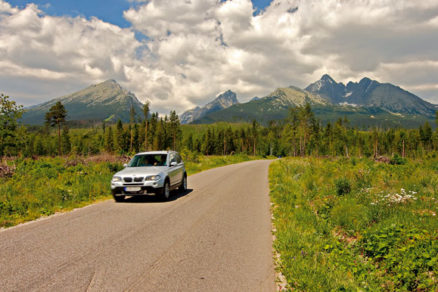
{"left": 335, "top": 178, "right": 351, "bottom": 196}
{"left": 390, "top": 153, "right": 406, "bottom": 165}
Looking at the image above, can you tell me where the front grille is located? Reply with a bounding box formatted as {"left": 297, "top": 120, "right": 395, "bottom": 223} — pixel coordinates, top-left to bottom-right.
{"left": 123, "top": 177, "right": 144, "bottom": 183}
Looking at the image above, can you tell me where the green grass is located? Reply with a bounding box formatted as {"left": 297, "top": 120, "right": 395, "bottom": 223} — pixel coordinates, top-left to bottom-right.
{"left": 184, "top": 153, "right": 265, "bottom": 175}
{"left": 269, "top": 157, "right": 438, "bottom": 291}
{"left": 0, "top": 156, "right": 122, "bottom": 228}
{"left": 0, "top": 154, "right": 262, "bottom": 228}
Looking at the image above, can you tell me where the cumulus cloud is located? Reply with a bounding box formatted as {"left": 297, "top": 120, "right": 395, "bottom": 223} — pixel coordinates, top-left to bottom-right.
{"left": 0, "top": 0, "right": 143, "bottom": 104}
{"left": 0, "top": 0, "right": 437, "bottom": 114}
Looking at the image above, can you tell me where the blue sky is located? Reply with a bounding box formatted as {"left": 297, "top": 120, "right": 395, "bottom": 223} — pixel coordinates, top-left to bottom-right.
{"left": 8, "top": 0, "right": 273, "bottom": 28}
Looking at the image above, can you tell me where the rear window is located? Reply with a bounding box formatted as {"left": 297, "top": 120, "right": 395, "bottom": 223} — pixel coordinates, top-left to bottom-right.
{"left": 128, "top": 154, "right": 167, "bottom": 167}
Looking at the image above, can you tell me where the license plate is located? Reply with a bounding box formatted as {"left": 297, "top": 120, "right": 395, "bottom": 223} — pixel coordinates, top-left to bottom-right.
{"left": 125, "top": 186, "right": 141, "bottom": 192}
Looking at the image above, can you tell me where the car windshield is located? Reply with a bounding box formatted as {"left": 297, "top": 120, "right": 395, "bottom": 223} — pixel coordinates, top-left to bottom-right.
{"left": 128, "top": 154, "right": 167, "bottom": 167}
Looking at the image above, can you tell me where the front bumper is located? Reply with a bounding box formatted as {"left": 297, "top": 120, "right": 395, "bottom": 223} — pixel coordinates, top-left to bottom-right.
{"left": 111, "top": 186, "right": 161, "bottom": 196}
{"left": 111, "top": 179, "right": 164, "bottom": 195}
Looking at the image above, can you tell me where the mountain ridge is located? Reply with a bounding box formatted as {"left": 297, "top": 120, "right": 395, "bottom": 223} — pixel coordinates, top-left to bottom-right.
{"left": 21, "top": 80, "right": 144, "bottom": 125}
{"left": 306, "top": 75, "right": 436, "bottom": 117}
{"left": 180, "top": 90, "right": 239, "bottom": 124}
{"left": 193, "top": 76, "right": 437, "bottom": 128}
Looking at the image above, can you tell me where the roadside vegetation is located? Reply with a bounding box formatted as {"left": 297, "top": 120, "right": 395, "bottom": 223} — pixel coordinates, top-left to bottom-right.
{"left": 182, "top": 151, "right": 265, "bottom": 175}
{"left": 0, "top": 153, "right": 261, "bottom": 228}
{"left": 270, "top": 157, "right": 438, "bottom": 291}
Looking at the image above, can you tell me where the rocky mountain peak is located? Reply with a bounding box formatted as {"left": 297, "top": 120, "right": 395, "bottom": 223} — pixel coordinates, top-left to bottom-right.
{"left": 321, "top": 74, "right": 335, "bottom": 83}
{"left": 211, "top": 90, "right": 238, "bottom": 108}
{"left": 180, "top": 90, "right": 239, "bottom": 124}
{"left": 306, "top": 75, "right": 436, "bottom": 117}
{"left": 21, "top": 79, "right": 144, "bottom": 124}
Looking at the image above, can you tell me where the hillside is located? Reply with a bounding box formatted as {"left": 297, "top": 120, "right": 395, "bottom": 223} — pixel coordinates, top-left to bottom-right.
{"left": 194, "top": 86, "right": 328, "bottom": 125}
{"left": 21, "top": 80, "right": 144, "bottom": 125}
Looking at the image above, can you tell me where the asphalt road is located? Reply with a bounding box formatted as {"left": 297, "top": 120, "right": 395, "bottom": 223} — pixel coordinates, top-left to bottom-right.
{"left": 0, "top": 160, "right": 275, "bottom": 291}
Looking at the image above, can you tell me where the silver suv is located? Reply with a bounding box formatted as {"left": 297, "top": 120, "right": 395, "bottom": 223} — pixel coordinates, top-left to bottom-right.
{"left": 111, "top": 151, "right": 187, "bottom": 202}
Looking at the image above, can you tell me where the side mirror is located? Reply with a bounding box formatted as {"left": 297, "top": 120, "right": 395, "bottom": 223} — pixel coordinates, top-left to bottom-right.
{"left": 123, "top": 163, "right": 128, "bottom": 168}
{"left": 170, "top": 161, "right": 177, "bottom": 167}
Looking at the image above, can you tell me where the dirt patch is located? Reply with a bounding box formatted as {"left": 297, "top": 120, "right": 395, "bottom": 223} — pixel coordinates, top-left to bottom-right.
{"left": 0, "top": 163, "right": 15, "bottom": 178}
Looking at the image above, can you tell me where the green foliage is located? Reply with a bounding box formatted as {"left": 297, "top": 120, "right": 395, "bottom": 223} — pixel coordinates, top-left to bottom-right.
{"left": 45, "top": 101, "right": 67, "bottom": 155}
{"left": 184, "top": 153, "right": 259, "bottom": 176}
{"left": 45, "top": 101, "right": 67, "bottom": 127}
{"left": 335, "top": 177, "right": 352, "bottom": 196}
{"left": 0, "top": 156, "right": 123, "bottom": 227}
{"left": 362, "top": 225, "right": 438, "bottom": 290}
{"left": 390, "top": 153, "right": 406, "bottom": 165}
{"left": 270, "top": 157, "right": 438, "bottom": 290}
{"left": 0, "top": 94, "right": 24, "bottom": 156}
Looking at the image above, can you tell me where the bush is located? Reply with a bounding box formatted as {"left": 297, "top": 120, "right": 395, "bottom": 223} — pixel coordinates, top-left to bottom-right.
{"left": 390, "top": 153, "right": 406, "bottom": 165}
{"left": 335, "top": 178, "right": 351, "bottom": 196}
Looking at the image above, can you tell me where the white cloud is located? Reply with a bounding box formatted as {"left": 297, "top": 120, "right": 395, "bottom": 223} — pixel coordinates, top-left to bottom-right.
{"left": 0, "top": 0, "right": 437, "bottom": 115}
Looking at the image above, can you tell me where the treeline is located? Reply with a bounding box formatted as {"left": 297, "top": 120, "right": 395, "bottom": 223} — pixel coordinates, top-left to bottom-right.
{"left": 183, "top": 104, "right": 438, "bottom": 158}
{"left": 1, "top": 93, "right": 438, "bottom": 159}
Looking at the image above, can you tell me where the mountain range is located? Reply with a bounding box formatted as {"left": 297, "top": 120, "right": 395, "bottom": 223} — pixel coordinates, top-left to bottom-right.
{"left": 20, "top": 76, "right": 437, "bottom": 128}
{"left": 21, "top": 80, "right": 144, "bottom": 125}
{"left": 306, "top": 74, "right": 436, "bottom": 117}
{"left": 193, "top": 75, "right": 437, "bottom": 128}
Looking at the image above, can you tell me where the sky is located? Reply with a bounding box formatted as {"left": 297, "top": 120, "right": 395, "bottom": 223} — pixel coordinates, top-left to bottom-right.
{"left": 0, "top": 0, "right": 438, "bottom": 114}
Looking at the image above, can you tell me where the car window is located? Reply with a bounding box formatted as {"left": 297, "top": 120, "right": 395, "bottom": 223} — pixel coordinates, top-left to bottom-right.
{"left": 128, "top": 154, "right": 167, "bottom": 167}
{"left": 176, "top": 154, "right": 182, "bottom": 164}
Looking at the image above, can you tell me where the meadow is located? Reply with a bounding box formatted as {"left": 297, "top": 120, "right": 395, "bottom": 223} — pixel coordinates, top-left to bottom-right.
{"left": 0, "top": 153, "right": 262, "bottom": 228}
{"left": 269, "top": 157, "right": 438, "bottom": 290}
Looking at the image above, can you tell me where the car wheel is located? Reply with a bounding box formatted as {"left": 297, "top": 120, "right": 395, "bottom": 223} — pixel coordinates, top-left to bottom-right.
{"left": 179, "top": 174, "right": 187, "bottom": 192}
{"left": 160, "top": 180, "right": 170, "bottom": 201}
{"left": 113, "top": 195, "right": 125, "bottom": 202}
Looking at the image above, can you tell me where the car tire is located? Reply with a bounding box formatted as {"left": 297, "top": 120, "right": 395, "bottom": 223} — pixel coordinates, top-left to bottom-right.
{"left": 179, "top": 174, "right": 187, "bottom": 192}
{"left": 159, "top": 180, "right": 171, "bottom": 201}
{"left": 113, "top": 195, "right": 125, "bottom": 202}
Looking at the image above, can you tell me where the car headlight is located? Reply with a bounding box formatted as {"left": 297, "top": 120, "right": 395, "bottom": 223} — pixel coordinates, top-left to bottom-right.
{"left": 145, "top": 175, "right": 161, "bottom": 181}
{"left": 112, "top": 176, "right": 122, "bottom": 182}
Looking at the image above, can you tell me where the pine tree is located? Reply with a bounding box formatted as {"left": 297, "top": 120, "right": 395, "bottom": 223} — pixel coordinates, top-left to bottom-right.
{"left": 129, "top": 105, "right": 136, "bottom": 152}
{"left": 133, "top": 123, "right": 140, "bottom": 152}
{"left": 169, "top": 110, "right": 181, "bottom": 150}
{"left": 252, "top": 120, "right": 259, "bottom": 156}
{"left": 105, "top": 126, "right": 114, "bottom": 152}
{"left": 143, "top": 101, "right": 150, "bottom": 151}
{"left": 61, "top": 127, "right": 71, "bottom": 154}
{"left": 115, "top": 120, "right": 124, "bottom": 153}
{"left": 45, "top": 101, "right": 67, "bottom": 156}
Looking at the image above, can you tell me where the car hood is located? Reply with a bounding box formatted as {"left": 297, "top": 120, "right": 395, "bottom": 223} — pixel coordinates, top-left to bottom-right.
{"left": 114, "top": 166, "right": 167, "bottom": 177}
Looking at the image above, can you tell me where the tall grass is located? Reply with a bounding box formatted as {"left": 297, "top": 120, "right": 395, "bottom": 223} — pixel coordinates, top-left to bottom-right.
{"left": 184, "top": 153, "right": 264, "bottom": 175}
{"left": 0, "top": 154, "right": 263, "bottom": 228}
{"left": 270, "top": 157, "right": 438, "bottom": 291}
{"left": 0, "top": 156, "right": 122, "bottom": 227}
